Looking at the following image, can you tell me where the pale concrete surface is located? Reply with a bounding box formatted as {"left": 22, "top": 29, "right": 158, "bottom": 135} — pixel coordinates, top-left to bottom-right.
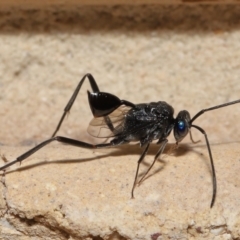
{"left": 0, "top": 143, "right": 240, "bottom": 239}
{"left": 0, "top": 5, "right": 240, "bottom": 240}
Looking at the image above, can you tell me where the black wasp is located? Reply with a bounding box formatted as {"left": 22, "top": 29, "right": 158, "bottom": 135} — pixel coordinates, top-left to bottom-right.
{"left": 1, "top": 73, "right": 239, "bottom": 208}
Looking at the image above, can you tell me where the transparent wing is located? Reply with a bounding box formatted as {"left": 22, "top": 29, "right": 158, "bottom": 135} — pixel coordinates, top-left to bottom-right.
{"left": 87, "top": 105, "right": 131, "bottom": 138}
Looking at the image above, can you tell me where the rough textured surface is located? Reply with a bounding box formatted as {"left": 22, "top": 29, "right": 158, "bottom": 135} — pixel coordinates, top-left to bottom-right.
{"left": 0, "top": 5, "right": 240, "bottom": 240}
{"left": 1, "top": 143, "right": 240, "bottom": 239}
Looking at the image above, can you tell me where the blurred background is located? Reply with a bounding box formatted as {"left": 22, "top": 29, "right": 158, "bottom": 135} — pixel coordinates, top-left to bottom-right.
{"left": 0, "top": 4, "right": 239, "bottom": 149}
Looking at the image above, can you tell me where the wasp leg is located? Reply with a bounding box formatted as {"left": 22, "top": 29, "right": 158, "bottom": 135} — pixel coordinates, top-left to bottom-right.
{"left": 51, "top": 73, "right": 100, "bottom": 137}
{"left": 189, "top": 130, "right": 200, "bottom": 144}
{"left": 0, "top": 136, "right": 126, "bottom": 171}
{"left": 131, "top": 143, "right": 150, "bottom": 198}
{"left": 138, "top": 139, "right": 168, "bottom": 186}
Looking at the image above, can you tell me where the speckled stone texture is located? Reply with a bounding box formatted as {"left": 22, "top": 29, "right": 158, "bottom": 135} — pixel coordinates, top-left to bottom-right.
{"left": 1, "top": 143, "right": 240, "bottom": 239}
{"left": 0, "top": 5, "right": 240, "bottom": 240}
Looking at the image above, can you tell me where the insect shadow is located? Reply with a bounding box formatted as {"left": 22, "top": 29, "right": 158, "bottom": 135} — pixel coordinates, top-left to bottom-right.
{"left": 4, "top": 143, "right": 171, "bottom": 175}
{"left": 1, "top": 73, "right": 240, "bottom": 208}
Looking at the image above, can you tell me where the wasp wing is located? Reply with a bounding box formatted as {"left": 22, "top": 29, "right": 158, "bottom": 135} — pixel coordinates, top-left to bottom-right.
{"left": 87, "top": 105, "right": 131, "bottom": 138}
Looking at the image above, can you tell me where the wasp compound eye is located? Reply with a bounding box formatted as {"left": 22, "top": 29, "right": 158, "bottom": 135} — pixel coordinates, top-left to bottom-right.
{"left": 174, "top": 110, "right": 190, "bottom": 143}
{"left": 177, "top": 120, "right": 185, "bottom": 132}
